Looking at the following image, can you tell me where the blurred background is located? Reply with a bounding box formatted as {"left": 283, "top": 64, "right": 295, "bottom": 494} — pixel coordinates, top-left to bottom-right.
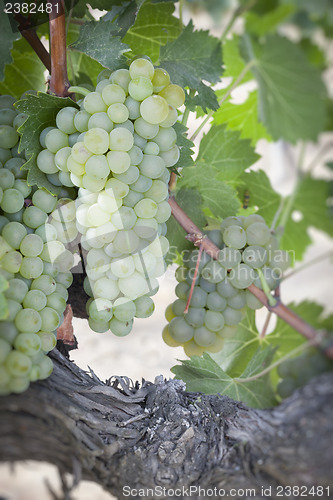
{"left": 1, "top": 0, "right": 333, "bottom": 498}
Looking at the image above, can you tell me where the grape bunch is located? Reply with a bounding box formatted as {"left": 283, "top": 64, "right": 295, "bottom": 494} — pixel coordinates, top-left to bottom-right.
{"left": 276, "top": 347, "right": 333, "bottom": 399}
{"left": 163, "top": 214, "right": 291, "bottom": 357}
{"left": 37, "top": 58, "right": 185, "bottom": 336}
{"left": 0, "top": 95, "right": 76, "bottom": 395}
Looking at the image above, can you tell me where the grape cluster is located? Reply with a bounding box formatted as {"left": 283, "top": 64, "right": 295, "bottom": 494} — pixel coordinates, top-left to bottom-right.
{"left": 276, "top": 348, "right": 333, "bottom": 399}
{"left": 0, "top": 95, "right": 76, "bottom": 395}
{"left": 37, "top": 58, "right": 185, "bottom": 336}
{"left": 163, "top": 214, "right": 291, "bottom": 357}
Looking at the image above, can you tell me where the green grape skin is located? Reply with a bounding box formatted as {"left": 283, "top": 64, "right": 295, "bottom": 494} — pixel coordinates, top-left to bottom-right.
{"left": 113, "top": 297, "right": 136, "bottom": 322}
{"left": 183, "top": 339, "right": 204, "bottom": 357}
{"left": 253, "top": 266, "right": 279, "bottom": 291}
{"left": 201, "top": 260, "right": 226, "bottom": 284}
{"left": 175, "top": 266, "right": 187, "bottom": 282}
{"left": 134, "top": 296, "right": 155, "bottom": 318}
{"left": 109, "top": 317, "right": 133, "bottom": 337}
{"left": 204, "top": 229, "right": 223, "bottom": 247}
{"left": 175, "top": 281, "right": 190, "bottom": 300}
{"left": 242, "top": 214, "right": 265, "bottom": 229}
{"left": 204, "top": 310, "right": 225, "bottom": 332}
{"left": 162, "top": 324, "right": 182, "bottom": 347}
{"left": 4, "top": 278, "right": 29, "bottom": 303}
{"left": 268, "top": 249, "right": 291, "bottom": 273}
{"left": 217, "top": 325, "right": 237, "bottom": 339}
{"left": 165, "top": 304, "right": 175, "bottom": 322}
{"left": 223, "top": 225, "right": 247, "bottom": 249}
{"left": 5, "top": 350, "right": 32, "bottom": 377}
{"left": 227, "top": 291, "right": 246, "bottom": 309}
{"left": 245, "top": 290, "right": 263, "bottom": 310}
{"left": 22, "top": 289, "right": 47, "bottom": 311}
{"left": 184, "top": 307, "right": 205, "bottom": 328}
{"left": 14, "top": 333, "right": 41, "bottom": 357}
{"left": 189, "top": 286, "right": 207, "bottom": 308}
{"left": 229, "top": 263, "right": 254, "bottom": 289}
{"left": 0, "top": 338, "right": 11, "bottom": 363}
{"left": 1, "top": 188, "right": 24, "bottom": 213}
{"left": 218, "top": 247, "right": 241, "bottom": 269}
{"left": 172, "top": 299, "right": 186, "bottom": 316}
{"left": 220, "top": 216, "right": 243, "bottom": 234}
{"left": 186, "top": 250, "right": 211, "bottom": 272}
{"left": 193, "top": 326, "right": 216, "bottom": 347}
{"left": 168, "top": 317, "right": 194, "bottom": 343}
{"left": 206, "top": 292, "right": 227, "bottom": 312}
{"left": 223, "top": 306, "right": 242, "bottom": 326}
{"left": 246, "top": 222, "right": 271, "bottom": 246}
{"left": 242, "top": 245, "right": 268, "bottom": 269}
{"left": 199, "top": 277, "right": 216, "bottom": 293}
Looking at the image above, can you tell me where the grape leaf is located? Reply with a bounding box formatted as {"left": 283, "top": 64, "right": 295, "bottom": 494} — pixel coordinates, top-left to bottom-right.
{"left": 179, "top": 164, "right": 241, "bottom": 219}
{"left": 166, "top": 188, "right": 206, "bottom": 264}
{"left": 0, "top": 11, "right": 21, "bottom": 81}
{"left": 0, "top": 39, "right": 46, "bottom": 99}
{"left": 15, "top": 93, "right": 79, "bottom": 194}
{"left": 212, "top": 91, "right": 271, "bottom": 145}
{"left": 241, "top": 35, "right": 327, "bottom": 143}
{"left": 159, "top": 21, "right": 222, "bottom": 112}
{"left": 222, "top": 35, "right": 252, "bottom": 83}
{"left": 172, "top": 122, "right": 194, "bottom": 170}
{"left": 245, "top": 4, "right": 295, "bottom": 36}
{"left": 171, "top": 350, "right": 277, "bottom": 409}
{"left": 70, "top": 21, "right": 131, "bottom": 71}
{"left": 123, "top": 1, "right": 181, "bottom": 64}
{"left": 103, "top": 2, "right": 141, "bottom": 38}
{"left": 196, "top": 124, "right": 260, "bottom": 182}
{"left": 239, "top": 170, "right": 280, "bottom": 225}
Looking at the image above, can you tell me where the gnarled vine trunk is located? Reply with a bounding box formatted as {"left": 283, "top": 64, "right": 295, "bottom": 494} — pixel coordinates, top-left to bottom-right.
{"left": 0, "top": 349, "right": 332, "bottom": 499}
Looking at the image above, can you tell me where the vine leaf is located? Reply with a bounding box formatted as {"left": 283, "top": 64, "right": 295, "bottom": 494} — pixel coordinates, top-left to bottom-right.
{"left": 245, "top": 4, "right": 295, "bottom": 36}
{"left": 15, "top": 93, "right": 79, "bottom": 194}
{"left": 123, "top": 1, "right": 181, "bottom": 63}
{"left": 179, "top": 164, "right": 241, "bottom": 220}
{"left": 0, "top": 39, "right": 46, "bottom": 99}
{"left": 70, "top": 21, "right": 131, "bottom": 71}
{"left": 171, "top": 349, "right": 277, "bottom": 409}
{"left": 212, "top": 91, "right": 271, "bottom": 145}
{"left": 172, "top": 122, "right": 194, "bottom": 171}
{"left": 196, "top": 124, "right": 260, "bottom": 182}
{"left": 0, "top": 10, "right": 21, "bottom": 81}
{"left": 166, "top": 188, "right": 206, "bottom": 264}
{"left": 159, "top": 21, "right": 222, "bottom": 112}
{"left": 241, "top": 34, "right": 327, "bottom": 143}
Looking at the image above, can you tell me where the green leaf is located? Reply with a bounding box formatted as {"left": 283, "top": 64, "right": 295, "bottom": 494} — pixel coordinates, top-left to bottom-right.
{"left": 241, "top": 35, "right": 327, "bottom": 143}
{"left": 213, "top": 91, "right": 271, "bottom": 145}
{"left": 70, "top": 21, "right": 131, "bottom": 71}
{"left": 245, "top": 4, "right": 295, "bottom": 36}
{"left": 239, "top": 170, "right": 280, "bottom": 225}
{"left": 179, "top": 164, "right": 241, "bottom": 219}
{"left": 222, "top": 35, "right": 252, "bottom": 83}
{"left": 172, "top": 122, "right": 194, "bottom": 170}
{"left": 123, "top": 1, "right": 181, "bottom": 64}
{"left": 0, "top": 11, "right": 21, "bottom": 80}
{"left": 166, "top": 188, "right": 206, "bottom": 264}
{"left": 171, "top": 351, "right": 277, "bottom": 409}
{"left": 0, "top": 292, "right": 8, "bottom": 320}
{"left": 159, "top": 21, "right": 222, "bottom": 112}
{"left": 15, "top": 93, "right": 79, "bottom": 194}
{"left": 196, "top": 124, "right": 260, "bottom": 182}
{"left": 0, "top": 39, "right": 46, "bottom": 99}
{"left": 299, "top": 38, "right": 326, "bottom": 69}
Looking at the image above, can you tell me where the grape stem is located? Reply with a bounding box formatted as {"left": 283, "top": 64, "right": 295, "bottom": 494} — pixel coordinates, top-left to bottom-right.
{"left": 68, "top": 86, "right": 91, "bottom": 97}
{"left": 49, "top": 0, "right": 71, "bottom": 97}
{"left": 259, "top": 311, "right": 272, "bottom": 339}
{"left": 168, "top": 196, "right": 333, "bottom": 359}
{"left": 256, "top": 268, "right": 277, "bottom": 307}
{"left": 14, "top": 14, "right": 51, "bottom": 71}
{"left": 184, "top": 240, "right": 204, "bottom": 314}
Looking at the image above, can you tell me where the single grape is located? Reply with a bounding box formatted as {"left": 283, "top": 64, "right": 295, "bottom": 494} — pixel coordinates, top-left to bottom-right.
{"left": 229, "top": 263, "right": 254, "bottom": 289}
{"left": 184, "top": 307, "right": 205, "bottom": 328}
{"left": 218, "top": 247, "right": 241, "bottom": 269}
{"left": 246, "top": 222, "right": 271, "bottom": 246}
{"left": 194, "top": 326, "right": 216, "bottom": 347}
{"left": 169, "top": 317, "right": 194, "bottom": 343}
{"left": 206, "top": 292, "right": 227, "bottom": 312}
{"left": 162, "top": 324, "right": 182, "bottom": 347}
{"left": 109, "top": 317, "right": 133, "bottom": 337}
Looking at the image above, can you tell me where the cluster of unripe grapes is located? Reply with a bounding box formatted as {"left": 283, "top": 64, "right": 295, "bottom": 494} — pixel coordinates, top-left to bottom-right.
{"left": 163, "top": 214, "right": 291, "bottom": 357}
{"left": 0, "top": 95, "right": 75, "bottom": 395}
{"left": 276, "top": 348, "right": 333, "bottom": 399}
{"left": 37, "top": 58, "right": 184, "bottom": 336}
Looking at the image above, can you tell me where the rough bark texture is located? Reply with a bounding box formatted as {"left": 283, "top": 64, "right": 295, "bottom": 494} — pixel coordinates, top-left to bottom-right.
{"left": 0, "top": 349, "right": 332, "bottom": 499}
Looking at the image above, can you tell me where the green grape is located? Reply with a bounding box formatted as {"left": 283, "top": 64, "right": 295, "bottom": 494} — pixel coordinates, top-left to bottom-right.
{"left": 84, "top": 128, "right": 109, "bottom": 155}
{"left": 37, "top": 331, "right": 56, "bottom": 352}
{"left": 242, "top": 245, "right": 267, "bottom": 269}
{"left": 152, "top": 68, "right": 170, "bottom": 93}
{"left": 2, "top": 250, "right": 22, "bottom": 273}
{"left": 0, "top": 321, "right": 19, "bottom": 344}
{"left": 88, "top": 317, "right": 109, "bottom": 333}
{"left": 205, "top": 335, "right": 225, "bottom": 353}
{"left": 37, "top": 355, "right": 53, "bottom": 379}
{"left": 85, "top": 155, "right": 110, "bottom": 180}
{"left": 169, "top": 317, "right": 194, "bottom": 343}
{"left": 56, "top": 107, "right": 78, "bottom": 134}
{"left": 118, "top": 271, "right": 148, "bottom": 299}
{"left": 1, "top": 188, "right": 24, "bottom": 213}
{"left": 107, "top": 103, "right": 129, "bottom": 124}
{"left": 128, "top": 77, "right": 153, "bottom": 101}
{"left": 218, "top": 247, "right": 241, "bottom": 269}
{"left": 242, "top": 214, "right": 265, "bottom": 228}
{"left": 107, "top": 151, "right": 131, "bottom": 174}
{"left": 245, "top": 290, "right": 263, "bottom": 310}
{"left": 113, "top": 229, "right": 140, "bottom": 254}
{"left": 268, "top": 249, "right": 291, "bottom": 273}
{"left": 223, "top": 307, "right": 242, "bottom": 326}
{"left": 134, "top": 296, "right": 155, "bottom": 318}
{"left": 0, "top": 108, "right": 17, "bottom": 125}
{"left": 22, "top": 206, "right": 48, "bottom": 229}
{"left": 139, "top": 154, "right": 165, "bottom": 179}
{"left": 253, "top": 266, "right": 279, "bottom": 290}
{"left": 134, "top": 117, "right": 158, "bottom": 140}
{"left": 175, "top": 281, "right": 190, "bottom": 300}
{"left": 129, "top": 58, "right": 154, "bottom": 80}
{"left": 5, "top": 278, "right": 28, "bottom": 303}
{"left": 46, "top": 292, "right": 66, "bottom": 314}
{"left": 227, "top": 291, "right": 246, "bottom": 309}
{"left": 154, "top": 201, "right": 171, "bottom": 223}
{"left": 54, "top": 147, "right": 71, "bottom": 172}
{"left": 20, "top": 233, "right": 44, "bottom": 257}
{"left": 0, "top": 338, "right": 11, "bottom": 363}
{"left": 5, "top": 299, "right": 22, "bottom": 322}
{"left": 0, "top": 168, "right": 15, "bottom": 189}
{"left": 223, "top": 225, "right": 247, "bottom": 249}
{"left": 172, "top": 298, "right": 186, "bottom": 316}
{"left": 189, "top": 286, "right": 207, "bottom": 308}
{"left": 31, "top": 274, "right": 57, "bottom": 295}
{"left": 74, "top": 110, "right": 90, "bottom": 132}
{"left": 15, "top": 308, "right": 42, "bottom": 333}
{"left": 204, "top": 310, "right": 225, "bottom": 332}
{"left": 217, "top": 325, "right": 237, "bottom": 339}
{"left": 194, "top": 326, "right": 216, "bottom": 347}
{"left": 14, "top": 333, "right": 41, "bottom": 357}
{"left": 39, "top": 306, "right": 60, "bottom": 331}
{"left": 45, "top": 129, "right": 69, "bottom": 153}
{"left": 113, "top": 297, "right": 136, "bottom": 322}
{"left": 109, "top": 317, "right": 133, "bottom": 337}
{"left": 144, "top": 142, "right": 160, "bottom": 155}
{"left": 128, "top": 145, "right": 143, "bottom": 166}
{"left": 102, "top": 84, "right": 126, "bottom": 106}
{"left": 110, "top": 69, "right": 131, "bottom": 92}
{"left": 83, "top": 92, "right": 107, "bottom": 114}
{"left": 140, "top": 95, "right": 169, "bottom": 125}
{"left": 134, "top": 198, "right": 157, "bottom": 218}
{"left": 206, "top": 292, "right": 227, "bottom": 312}
{"left": 131, "top": 175, "right": 153, "bottom": 193}
{"left": 159, "top": 145, "right": 180, "bottom": 167}
{"left": 56, "top": 271, "right": 73, "bottom": 288}
{"left": 152, "top": 127, "right": 177, "bottom": 152}
{"left": 2, "top": 221, "right": 27, "bottom": 249}
{"left": 184, "top": 307, "right": 205, "bottom": 328}
{"left": 202, "top": 260, "right": 226, "bottom": 284}
{"left": 20, "top": 256, "right": 44, "bottom": 279}
{"left": 125, "top": 96, "right": 141, "bottom": 120}
{"left": 246, "top": 222, "right": 271, "bottom": 246}
{"left": 183, "top": 339, "right": 204, "bottom": 357}
{"left": 114, "top": 165, "right": 140, "bottom": 186}
{"left": 35, "top": 223, "right": 58, "bottom": 243}
{"left": 165, "top": 304, "right": 175, "bottom": 323}
{"left": 199, "top": 277, "right": 216, "bottom": 293}
{"left": 0, "top": 125, "right": 19, "bottom": 148}
{"left": 5, "top": 350, "right": 32, "bottom": 377}
{"left": 158, "top": 84, "right": 185, "bottom": 108}
{"left": 229, "top": 263, "right": 254, "bottom": 289}
{"left": 88, "top": 112, "right": 113, "bottom": 133}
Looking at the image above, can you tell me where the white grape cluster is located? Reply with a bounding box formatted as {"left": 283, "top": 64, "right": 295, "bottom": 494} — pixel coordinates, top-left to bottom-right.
{"left": 0, "top": 95, "right": 76, "bottom": 395}
{"left": 37, "top": 58, "right": 185, "bottom": 336}
{"left": 163, "top": 214, "right": 291, "bottom": 357}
